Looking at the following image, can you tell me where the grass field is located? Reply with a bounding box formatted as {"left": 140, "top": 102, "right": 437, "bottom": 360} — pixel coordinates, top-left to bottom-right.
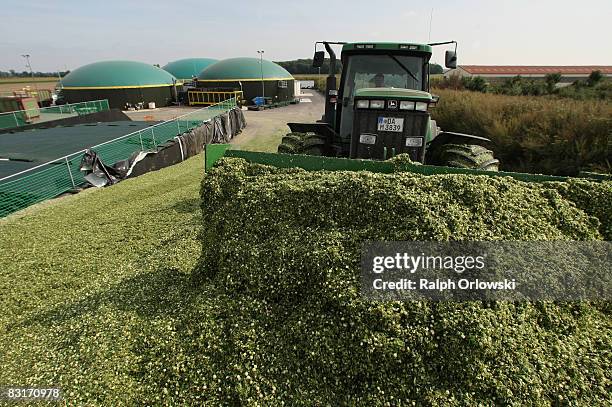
{"left": 431, "top": 89, "right": 612, "bottom": 175}
{"left": 0, "top": 155, "right": 204, "bottom": 404}
{"left": 0, "top": 77, "right": 58, "bottom": 93}
{"left": 233, "top": 126, "right": 287, "bottom": 152}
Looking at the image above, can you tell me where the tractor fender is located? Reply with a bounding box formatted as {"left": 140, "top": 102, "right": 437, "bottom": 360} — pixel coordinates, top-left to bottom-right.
{"left": 427, "top": 131, "right": 492, "bottom": 151}
{"left": 425, "top": 131, "right": 494, "bottom": 165}
{"left": 287, "top": 122, "right": 337, "bottom": 140}
{"left": 286, "top": 122, "right": 341, "bottom": 156}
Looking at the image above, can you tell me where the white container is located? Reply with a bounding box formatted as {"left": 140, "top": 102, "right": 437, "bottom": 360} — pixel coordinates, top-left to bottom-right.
{"left": 148, "top": 102, "right": 156, "bottom": 109}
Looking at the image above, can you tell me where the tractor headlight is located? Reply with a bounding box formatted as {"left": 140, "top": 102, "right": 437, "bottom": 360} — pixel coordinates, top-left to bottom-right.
{"left": 405, "top": 137, "right": 423, "bottom": 147}
{"left": 370, "top": 100, "right": 384, "bottom": 109}
{"left": 356, "top": 100, "right": 370, "bottom": 109}
{"left": 359, "top": 134, "right": 377, "bottom": 145}
{"left": 415, "top": 102, "right": 428, "bottom": 111}
{"left": 399, "top": 101, "right": 415, "bottom": 110}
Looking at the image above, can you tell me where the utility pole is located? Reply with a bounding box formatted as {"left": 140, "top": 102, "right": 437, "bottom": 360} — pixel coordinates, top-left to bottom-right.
{"left": 257, "top": 50, "right": 265, "bottom": 101}
{"left": 56, "top": 70, "right": 64, "bottom": 89}
{"left": 21, "top": 54, "right": 39, "bottom": 93}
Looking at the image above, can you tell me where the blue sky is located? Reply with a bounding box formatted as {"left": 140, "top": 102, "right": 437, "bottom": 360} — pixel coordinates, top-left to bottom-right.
{"left": 0, "top": 0, "right": 610, "bottom": 72}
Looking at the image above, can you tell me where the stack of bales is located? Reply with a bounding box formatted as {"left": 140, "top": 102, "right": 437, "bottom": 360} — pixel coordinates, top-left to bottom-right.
{"left": 196, "top": 57, "right": 295, "bottom": 104}
{"left": 60, "top": 60, "right": 179, "bottom": 109}
{"left": 162, "top": 58, "right": 218, "bottom": 82}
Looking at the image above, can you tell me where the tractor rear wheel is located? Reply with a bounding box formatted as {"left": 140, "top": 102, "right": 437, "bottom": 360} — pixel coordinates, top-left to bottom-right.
{"left": 437, "top": 144, "right": 500, "bottom": 171}
{"left": 277, "top": 132, "right": 326, "bottom": 156}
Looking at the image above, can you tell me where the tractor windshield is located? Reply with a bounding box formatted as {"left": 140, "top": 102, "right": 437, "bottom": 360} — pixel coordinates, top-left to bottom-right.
{"left": 342, "top": 54, "right": 425, "bottom": 97}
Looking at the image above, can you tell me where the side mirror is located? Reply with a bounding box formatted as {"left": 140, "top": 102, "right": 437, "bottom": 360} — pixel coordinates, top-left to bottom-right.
{"left": 312, "top": 51, "right": 325, "bottom": 68}
{"left": 445, "top": 50, "right": 457, "bottom": 69}
{"left": 429, "top": 94, "right": 440, "bottom": 107}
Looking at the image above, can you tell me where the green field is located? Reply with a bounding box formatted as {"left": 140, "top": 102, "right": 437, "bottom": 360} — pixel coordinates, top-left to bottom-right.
{"left": 431, "top": 89, "right": 612, "bottom": 175}
{"left": 0, "top": 155, "right": 205, "bottom": 404}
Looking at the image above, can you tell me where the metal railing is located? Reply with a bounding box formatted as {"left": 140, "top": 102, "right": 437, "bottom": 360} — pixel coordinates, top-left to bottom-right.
{"left": 0, "top": 98, "right": 237, "bottom": 217}
{"left": 0, "top": 100, "right": 110, "bottom": 131}
{"left": 188, "top": 90, "right": 243, "bottom": 106}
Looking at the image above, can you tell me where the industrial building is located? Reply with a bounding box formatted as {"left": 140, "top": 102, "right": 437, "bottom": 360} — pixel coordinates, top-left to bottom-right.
{"left": 59, "top": 61, "right": 179, "bottom": 109}
{"left": 162, "top": 58, "right": 218, "bottom": 81}
{"left": 194, "top": 57, "right": 295, "bottom": 105}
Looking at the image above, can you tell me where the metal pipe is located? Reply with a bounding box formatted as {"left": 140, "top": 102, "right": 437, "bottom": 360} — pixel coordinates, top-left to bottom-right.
{"left": 65, "top": 157, "right": 76, "bottom": 188}
{"left": 257, "top": 50, "right": 265, "bottom": 101}
{"left": 323, "top": 42, "right": 338, "bottom": 126}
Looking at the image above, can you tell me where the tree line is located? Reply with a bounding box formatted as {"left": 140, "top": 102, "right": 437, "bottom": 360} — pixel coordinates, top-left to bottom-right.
{"left": 0, "top": 70, "right": 70, "bottom": 78}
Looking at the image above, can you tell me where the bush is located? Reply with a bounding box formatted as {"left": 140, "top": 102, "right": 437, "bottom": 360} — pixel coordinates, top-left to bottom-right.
{"left": 545, "top": 73, "right": 562, "bottom": 93}
{"left": 462, "top": 76, "right": 488, "bottom": 92}
{"left": 588, "top": 70, "right": 603, "bottom": 86}
{"left": 431, "top": 89, "right": 612, "bottom": 175}
{"left": 558, "top": 79, "right": 612, "bottom": 100}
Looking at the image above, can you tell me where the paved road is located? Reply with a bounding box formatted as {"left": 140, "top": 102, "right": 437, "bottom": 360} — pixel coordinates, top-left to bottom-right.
{"left": 231, "top": 92, "right": 325, "bottom": 152}
{"left": 124, "top": 92, "right": 325, "bottom": 152}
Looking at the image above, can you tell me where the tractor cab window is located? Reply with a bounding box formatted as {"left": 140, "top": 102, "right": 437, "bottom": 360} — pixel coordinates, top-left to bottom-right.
{"left": 343, "top": 54, "right": 425, "bottom": 99}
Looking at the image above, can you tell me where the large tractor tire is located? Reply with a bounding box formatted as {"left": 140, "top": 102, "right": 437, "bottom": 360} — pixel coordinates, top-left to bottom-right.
{"left": 437, "top": 144, "right": 500, "bottom": 171}
{"left": 277, "top": 132, "right": 326, "bottom": 156}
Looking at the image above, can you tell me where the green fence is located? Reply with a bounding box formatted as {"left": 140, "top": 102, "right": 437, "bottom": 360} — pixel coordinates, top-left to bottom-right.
{"left": 0, "top": 100, "right": 110, "bottom": 130}
{"left": 0, "top": 98, "right": 236, "bottom": 217}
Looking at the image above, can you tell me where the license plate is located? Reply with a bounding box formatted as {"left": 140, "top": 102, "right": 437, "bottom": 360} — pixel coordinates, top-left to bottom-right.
{"left": 377, "top": 117, "right": 404, "bottom": 132}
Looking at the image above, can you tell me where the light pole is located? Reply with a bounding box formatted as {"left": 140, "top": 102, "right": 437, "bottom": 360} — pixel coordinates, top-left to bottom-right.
{"left": 56, "top": 70, "right": 64, "bottom": 89}
{"left": 21, "top": 54, "right": 39, "bottom": 93}
{"left": 257, "top": 50, "right": 265, "bottom": 102}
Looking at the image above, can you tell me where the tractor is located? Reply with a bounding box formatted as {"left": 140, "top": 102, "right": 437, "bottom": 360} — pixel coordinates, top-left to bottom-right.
{"left": 277, "top": 41, "right": 499, "bottom": 171}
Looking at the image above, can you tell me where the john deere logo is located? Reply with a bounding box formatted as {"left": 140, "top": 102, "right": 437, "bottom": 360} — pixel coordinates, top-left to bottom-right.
{"left": 388, "top": 100, "right": 398, "bottom": 109}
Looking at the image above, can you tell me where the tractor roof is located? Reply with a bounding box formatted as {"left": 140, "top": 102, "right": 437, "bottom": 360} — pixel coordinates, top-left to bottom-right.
{"left": 354, "top": 88, "right": 433, "bottom": 101}
{"left": 342, "top": 42, "right": 432, "bottom": 53}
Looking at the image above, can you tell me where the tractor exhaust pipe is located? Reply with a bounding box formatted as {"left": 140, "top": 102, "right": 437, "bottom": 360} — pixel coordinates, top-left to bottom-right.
{"left": 323, "top": 42, "right": 337, "bottom": 125}
{"left": 313, "top": 41, "right": 346, "bottom": 126}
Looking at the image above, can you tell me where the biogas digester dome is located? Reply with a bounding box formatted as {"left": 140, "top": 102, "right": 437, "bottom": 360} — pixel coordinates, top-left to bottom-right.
{"left": 197, "top": 58, "right": 294, "bottom": 104}
{"left": 60, "top": 61, "right": 179, "bottom": 109}
{"left": 162, "top": 58, "right": 218, "bottom": 81}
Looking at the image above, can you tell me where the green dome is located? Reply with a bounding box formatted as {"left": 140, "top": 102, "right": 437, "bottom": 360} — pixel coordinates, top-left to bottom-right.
{"left": 198, "top": 57, "right": 293, "bottom": 81}
{"left": 62, "top": 60, "right": 177, "bottom": 89}
{"left": 162, "top": 58, "right": 218, "bottom": 80}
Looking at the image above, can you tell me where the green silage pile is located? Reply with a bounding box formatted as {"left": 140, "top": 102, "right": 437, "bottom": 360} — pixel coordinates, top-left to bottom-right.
{"left": 194, "top": 158, "right": 611, "bottom": 405}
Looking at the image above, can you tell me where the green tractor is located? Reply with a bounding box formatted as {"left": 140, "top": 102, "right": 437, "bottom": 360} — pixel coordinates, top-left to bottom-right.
{"left": 277, "top": 41, "right": 499, "bottom": 171}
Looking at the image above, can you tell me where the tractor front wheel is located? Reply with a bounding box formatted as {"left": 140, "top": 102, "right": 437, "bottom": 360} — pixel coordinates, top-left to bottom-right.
{"left": 436, "top": 144, "right": 500, "bottom": 171}
{"left": 277, "top": 132, "right": 326, "bottom": 156}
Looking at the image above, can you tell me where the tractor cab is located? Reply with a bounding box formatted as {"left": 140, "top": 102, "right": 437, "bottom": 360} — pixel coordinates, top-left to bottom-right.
{"left": 336, "top": 43, "right": 435, "bottom": 160}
